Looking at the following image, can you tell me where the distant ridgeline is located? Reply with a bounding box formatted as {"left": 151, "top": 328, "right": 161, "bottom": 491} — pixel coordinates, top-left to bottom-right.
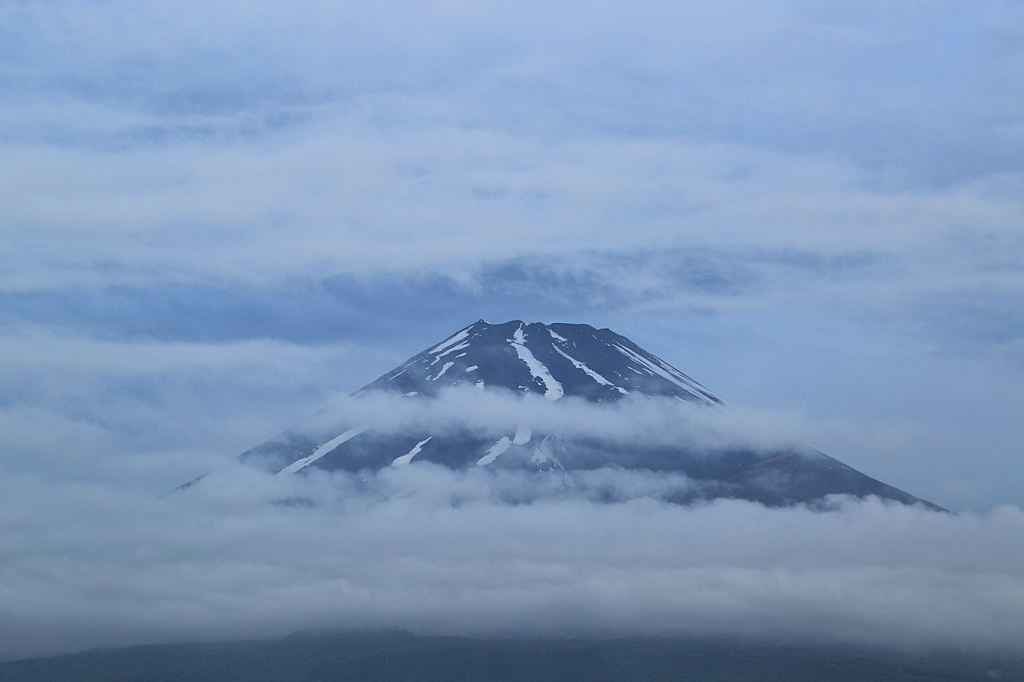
{"left": 3, "top": 631, "right": 1014, "bottom": 681}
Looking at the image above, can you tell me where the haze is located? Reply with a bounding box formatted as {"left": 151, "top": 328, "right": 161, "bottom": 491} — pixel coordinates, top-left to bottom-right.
{"left": 1, "top": 0, "right": 1022, "bottom": 662}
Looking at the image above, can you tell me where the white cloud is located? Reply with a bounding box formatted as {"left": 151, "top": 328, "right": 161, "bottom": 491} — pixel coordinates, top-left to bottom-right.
{"left": 0, "top": 465, "right": 1021, "bottom": 660}
{"left": 3, "top": 126, "right": 1021, "bottom": 293}
{"left": 0, "top": 328, "right": 391, "bottom": 488}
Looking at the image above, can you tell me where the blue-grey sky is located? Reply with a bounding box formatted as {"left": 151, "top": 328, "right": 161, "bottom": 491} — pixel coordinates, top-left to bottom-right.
{"left": 2, "top": 1, "right": 1023, "bottom": 515}
{"left": 0, "top": 2, "right": 1019, "bottom": 507}
{"left": 4, "top": 1, "right": 1024, "bottom": 661}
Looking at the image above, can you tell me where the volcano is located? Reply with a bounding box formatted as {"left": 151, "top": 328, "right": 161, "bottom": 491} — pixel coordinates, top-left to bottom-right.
{"left": 228, "top": 320, "right": 942, "bottom": 510}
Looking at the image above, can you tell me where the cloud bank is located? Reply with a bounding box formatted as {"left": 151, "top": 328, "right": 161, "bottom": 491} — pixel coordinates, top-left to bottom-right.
{"left": 294, "top": 387, "right": 808, "bottom": 453}
{"left": 1, "top": 464, "right": 1022, "bottom": 661}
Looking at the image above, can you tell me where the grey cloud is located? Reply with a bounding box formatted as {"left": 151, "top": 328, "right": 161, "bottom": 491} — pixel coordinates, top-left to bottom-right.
{"left": 1, "top": 465, "right": 1022, "bottom": 661}
{"left": 292, "top": 387, "right": 806, "bottom": 455}
{"left": 0, "top": 330, "right": 389, "bottom": 489}
{"left": 3, "top": 122, "right": 1019, "bottom": 299}
{"left": 4, "top": 1, "right": 1021, "bottom": 186}
{"left": 0, "top": 246, "right": 893, "bottom": 345}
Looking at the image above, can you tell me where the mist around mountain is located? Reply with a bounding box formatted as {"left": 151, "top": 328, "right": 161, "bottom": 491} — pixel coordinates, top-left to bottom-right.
{"left": 4, "top": 321, "right": 1021, "bottom": 665}
{"left": 4, "top": 438, "right": 1024, "bottom": 663}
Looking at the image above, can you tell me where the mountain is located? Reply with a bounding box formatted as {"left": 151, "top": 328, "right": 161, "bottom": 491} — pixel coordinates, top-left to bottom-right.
{"left": 232, "top": 320, "right": 942, "bottom": 510}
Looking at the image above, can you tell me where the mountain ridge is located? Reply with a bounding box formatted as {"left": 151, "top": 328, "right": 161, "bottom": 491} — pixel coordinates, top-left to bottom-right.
{"left": 224, "top": 320, "right": 944, "bottom": 511}
{"left": 357, "top": 319, "right": 721, "bottom": 405}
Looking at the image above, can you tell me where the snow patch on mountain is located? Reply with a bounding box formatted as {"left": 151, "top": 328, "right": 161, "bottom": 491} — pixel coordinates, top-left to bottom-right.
{"left": 430, "top": 341, "right": 470, "bottom": 365}
{"left": 612, "top": 342, "right": 708, "bottom": 401}
{"left": 513, "top": 425, "right": 532, "bottom": 445}
{"left": 429, "top": 327, "right": 472, "bottom": 354}
{"left": 279, "top": 426, "right": 368, "bottom": 475}
{"left": 392, "top": 437, "right": 432, "bottom": 467}
{"left": 551, "top": 344, "right": 628, "bottom": 394}
{"left": 429, "top": 361, "right": 454, "bottom": 381}
{"left": 509, "top": 325, "right": 563, "bottom": 400}
{"left": 477, "top": 436, "right": 512, "bottom": 466}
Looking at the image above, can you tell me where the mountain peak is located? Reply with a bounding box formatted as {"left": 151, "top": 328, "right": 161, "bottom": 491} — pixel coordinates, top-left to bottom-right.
{"left": 362, "top": 319, "right": 720, "bottom": 405}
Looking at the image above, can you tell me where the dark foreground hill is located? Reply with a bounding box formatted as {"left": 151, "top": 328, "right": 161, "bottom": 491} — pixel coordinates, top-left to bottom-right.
{"left": 2, "top": 631, "right": 1019, "bottom": 681}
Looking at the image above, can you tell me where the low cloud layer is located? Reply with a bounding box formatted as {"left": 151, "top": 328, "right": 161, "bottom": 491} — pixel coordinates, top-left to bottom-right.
{"left": 1, "top": 464, "right": 1022, "bottom": 661}
{"left": 296, "top": 387, "right": 808, "bottom": 453}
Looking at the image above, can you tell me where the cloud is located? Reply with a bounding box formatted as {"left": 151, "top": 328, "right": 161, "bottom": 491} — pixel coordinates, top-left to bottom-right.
{"left": 291, "top": 387, "right": 804, "bottom": 454}
{"left": 4, "top": 129, "right": 1021, "bottom": 292}
{"left": 1, "top": 464, "right": 1022, "bottom": 661}
{"left": 3, "top": 0, "right": 1023, "bottom": 299}
{"left": 1, "top": 1, "right": 1022, "bottom": 660}
{"left": 0, "top": 328, "right": 392, "bottom": 489}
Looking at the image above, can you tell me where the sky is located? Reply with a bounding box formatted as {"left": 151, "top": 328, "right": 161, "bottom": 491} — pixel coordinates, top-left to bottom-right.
{"left": 1, "top": 0, "right": 1023, "bottom": 660}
